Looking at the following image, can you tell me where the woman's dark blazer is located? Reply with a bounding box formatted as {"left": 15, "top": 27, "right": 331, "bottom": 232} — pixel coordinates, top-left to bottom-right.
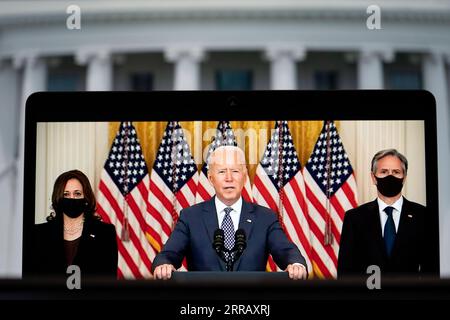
{"left": 26, "top": 216, "right": 118, "bottom": 279}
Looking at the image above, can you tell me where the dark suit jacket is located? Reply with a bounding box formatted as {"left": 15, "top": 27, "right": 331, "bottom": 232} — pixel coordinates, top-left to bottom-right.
{"left": 25, "top": 217, "right": 118, "bottom": 278}
{"left": 152, "top": 197, "right": 307, "bottom": 272}
{"left": 337, "top": 198, "right": 428, "bottom": 277}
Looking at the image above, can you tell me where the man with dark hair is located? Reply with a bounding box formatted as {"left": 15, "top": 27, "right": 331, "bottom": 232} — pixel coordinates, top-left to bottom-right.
{"left": 337, "top": 149, "right": 429, "bottom": 277}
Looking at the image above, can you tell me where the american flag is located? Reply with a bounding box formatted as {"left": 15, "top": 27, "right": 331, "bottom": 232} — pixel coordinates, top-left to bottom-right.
{"left": 146, "top": 121, "right": 198, "bottom": 265}
{"left": 252, "top": 121, "right": 313, "bottom": 273}
{"left": 196, "top": 121, "right": 253, "bottom": 204}
{"left": 97, "top": 121, "right": 156, "bottom": 279}
{"left": 303, "top": 121, "right": 358, "bottom": 278}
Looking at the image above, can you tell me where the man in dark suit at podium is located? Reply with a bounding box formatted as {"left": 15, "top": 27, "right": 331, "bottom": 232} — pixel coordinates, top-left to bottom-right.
{"left": 338, "top": 149, "right": 428, "bottom": 277}
{"left": 152, "top": 146, "right": 307, "bottom": 280}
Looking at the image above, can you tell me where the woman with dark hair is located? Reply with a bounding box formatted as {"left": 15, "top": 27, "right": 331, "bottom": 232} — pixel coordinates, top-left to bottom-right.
{"left": 27, "top": 170, "right": 118, "bottom": 278}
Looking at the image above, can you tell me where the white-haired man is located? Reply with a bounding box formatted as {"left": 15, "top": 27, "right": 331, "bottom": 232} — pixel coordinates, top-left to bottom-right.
{"left": 153, "top": 146, "right": 307, "bottom": 280}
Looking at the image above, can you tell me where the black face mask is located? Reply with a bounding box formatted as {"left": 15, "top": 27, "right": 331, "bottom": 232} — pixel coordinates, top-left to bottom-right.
{"left": 375, "top": 175, "right": 404, "bottom": 197}
{"left": 58, "top": 198, "right": 87, "bottom": 218}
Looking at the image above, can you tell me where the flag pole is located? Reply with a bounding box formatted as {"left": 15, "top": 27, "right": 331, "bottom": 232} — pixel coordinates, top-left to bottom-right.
{"left": 324, "top": 120, "right": 333, "bottom": 246}
{"left": 170, "top": 121, "right": 180, "bottom": 230}
{"left": 121, "top": 122, "right": 130, "bottom": 242}
{"left": 277, "top": 121, "right": 287, "bottom": 232}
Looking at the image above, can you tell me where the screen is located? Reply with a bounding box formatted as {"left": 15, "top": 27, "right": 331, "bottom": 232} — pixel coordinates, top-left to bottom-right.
{"left": 22, "top": 91, "right": 440, "bottom": 279}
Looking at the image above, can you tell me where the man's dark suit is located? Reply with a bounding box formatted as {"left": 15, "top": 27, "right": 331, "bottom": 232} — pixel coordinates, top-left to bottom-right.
{"left": 152, "top": 197, "right": 306, "bottom": 272}
{"left": 337, "top": 197, "right": 428, "bottom": 277}
{"left": 25, "top": 217, "right": 118, "bottom": 278}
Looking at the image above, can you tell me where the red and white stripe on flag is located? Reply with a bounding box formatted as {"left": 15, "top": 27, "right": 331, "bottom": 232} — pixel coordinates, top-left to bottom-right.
{"left": 97, "top": 122, "right": 156, "bottom": 279}
{"left": 303, "top": 121, "right": 358, "bottom": 279}
{"left": 146, "top": 121, "right": 198, "bottom": 270}
{"left": 252, "top": 121, "right": 313, "bottom": 274}
{"left": 196, "top": 121, "right": 252, "bottom": 204}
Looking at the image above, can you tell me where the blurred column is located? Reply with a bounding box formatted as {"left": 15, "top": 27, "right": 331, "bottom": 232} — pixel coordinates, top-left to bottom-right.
{"left": 76, "top": 49, "right": 112, "bottom": 90}
{"left": 423, "top": 51, "right": 449, "bottom": 120}
{"left": 16, "top": 53, "right": 47, "bottom": 120}
{"left": 264, "top": 46, "right": 306, "bottom": 90}
{"left": 0, "top": 59, "right": 19, "bottom": 163}
{"left": 357, "top": 48, "right": 393, "bottom": 89}
{"left": 423, "top": 50, "right": 450, "bottom": 276}
{"left": 165, "top": 47, "right": 205, "bottom": 90}
{"left": 11, "top": 53, "right": 47, "bottom": 276}
{"left": 0, "top": 59, "right": 19, "bottom": 276}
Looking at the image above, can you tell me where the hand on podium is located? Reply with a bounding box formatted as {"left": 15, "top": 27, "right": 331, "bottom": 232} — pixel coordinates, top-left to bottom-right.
{"left": 153, "top": 264, "right": 175, "bottom": 280}
{"left": 285, "top": 264, "right": 308, "bottom": 280}
{"left": 151, "top": 146, "right": 309, "bottom": 277}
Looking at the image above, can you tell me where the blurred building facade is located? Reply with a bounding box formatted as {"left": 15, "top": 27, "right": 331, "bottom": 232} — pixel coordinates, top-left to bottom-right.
{"left": 0, "top": 0, "right": 449, "bottom": 276}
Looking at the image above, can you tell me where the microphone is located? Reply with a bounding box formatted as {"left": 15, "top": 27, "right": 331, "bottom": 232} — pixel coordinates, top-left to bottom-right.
{"left": 233, "top": 229, "right": 247, "bottom": 260}
{"left": 212, "top": 229, "right": 225, "bottom": 255}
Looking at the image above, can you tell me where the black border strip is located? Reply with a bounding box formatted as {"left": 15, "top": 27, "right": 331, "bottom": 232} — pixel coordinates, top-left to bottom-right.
{"left": 22, "top": 90, "right": 440, "bottom": 277}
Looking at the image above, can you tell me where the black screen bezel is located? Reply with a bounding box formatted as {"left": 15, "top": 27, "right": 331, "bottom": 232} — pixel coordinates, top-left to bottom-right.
{"left": 22, "top": 90, "right": 440, "bottom": 276}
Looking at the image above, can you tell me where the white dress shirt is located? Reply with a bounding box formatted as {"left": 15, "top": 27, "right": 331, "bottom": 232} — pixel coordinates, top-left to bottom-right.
{"left": 215, "top": 196, "right": 242, "bottom": 230}
{"left": 214, "top": 196, "right": 306, "bottom": 273}
{"left": 377, "top": 196, "right": 403, "bottom": 236}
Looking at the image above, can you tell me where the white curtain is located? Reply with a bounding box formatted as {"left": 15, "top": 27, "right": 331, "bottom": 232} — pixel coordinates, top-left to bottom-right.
{"left": 35, "top": 122, "right": 109, "bottom": 223}
{"left": 340, "top": 120, "right": 426, "bottom": 206}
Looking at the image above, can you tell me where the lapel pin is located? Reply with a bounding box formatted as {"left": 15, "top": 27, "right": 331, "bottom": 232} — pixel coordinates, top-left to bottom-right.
{"left": 246, "top": 219, "right": 252, "bottom": 223}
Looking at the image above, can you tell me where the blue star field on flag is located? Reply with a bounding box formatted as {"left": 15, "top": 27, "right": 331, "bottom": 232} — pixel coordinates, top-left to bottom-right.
{"left": 152, "top": 121, "right": 197, "bottom": 193}
{"left": 104, "top": 121, "right": 149, "bottom": 196}
{"left": 260, "top": 121, "right": 301, "bottom": 191}
{"left": 305, "top": 121, "right": 353, "bottom": 198}
{"left": 201, "top": 121, "right": 237, "bottom": 175}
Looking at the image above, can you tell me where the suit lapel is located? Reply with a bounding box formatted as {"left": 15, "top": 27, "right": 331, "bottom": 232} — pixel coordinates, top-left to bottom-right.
{"left": 49, "top": 219, "right": 68, "bottom": 271}
{"left": 72, "top": 219, "right": 92, "bottom": 267}
{"left": 202, "top": 198, "right": 220, "bottom": 243}
{"left": 371, "top": 197, "right": 413, "bottom": 261}
{"left": 391, "top": 198, "right": 414, "bottom": 258}
{"left": 367, "top": 200, "right": 386, "bottom": 260}
{"left": 201, "top": 197, "right": 225, "bottom": 271}
{"left": 234, "top": 200, "right": 255, "bottom": 271}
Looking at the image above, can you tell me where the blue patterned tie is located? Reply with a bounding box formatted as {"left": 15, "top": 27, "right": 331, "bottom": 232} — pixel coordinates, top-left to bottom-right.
{"left": 221, "top": 207, "right": 235, "bottom": 261}
{"left": 384, "top": 206, "right": 396, "bottom": 257}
